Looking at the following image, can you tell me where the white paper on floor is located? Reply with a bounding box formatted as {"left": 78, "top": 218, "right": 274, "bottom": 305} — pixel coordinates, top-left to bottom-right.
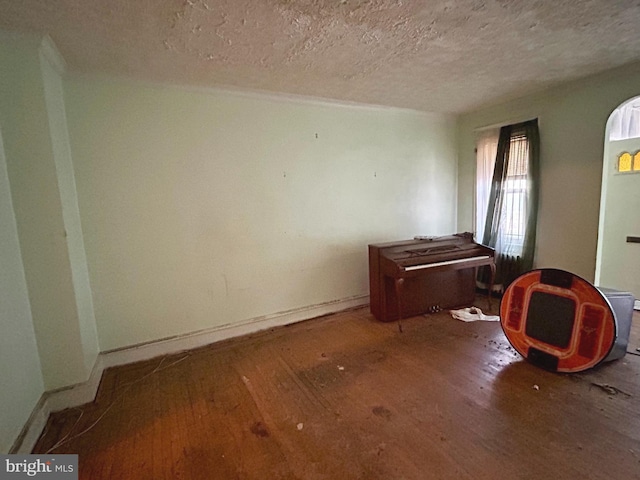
{"left": 450, "top": 306, "right": 500, "bottom": 322}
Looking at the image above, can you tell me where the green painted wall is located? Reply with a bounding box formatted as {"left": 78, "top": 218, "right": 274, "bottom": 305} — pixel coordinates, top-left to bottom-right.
{"left": 64, "top": 76, "right": 458, "bottom": 351}
{"left": 0, "top": 125, "right": 44, "bottom": 453}
{"left": 598, "top": 137, "right": 640, "bottom": 297}
{"left": 39, "top": 41, "right": 99, "bottom": 374}
{"left": 0, "top": 32, "right": 98, "bottom": 390}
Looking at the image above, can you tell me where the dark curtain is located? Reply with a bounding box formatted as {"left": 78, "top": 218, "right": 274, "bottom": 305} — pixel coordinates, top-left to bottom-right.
{"left": 480, "top": 119, "right": 540, "bottom": 288}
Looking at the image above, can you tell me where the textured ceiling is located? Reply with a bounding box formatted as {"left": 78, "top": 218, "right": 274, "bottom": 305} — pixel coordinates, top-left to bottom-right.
{"left": 2, "top": 0, "right": 640, "bottom": 113}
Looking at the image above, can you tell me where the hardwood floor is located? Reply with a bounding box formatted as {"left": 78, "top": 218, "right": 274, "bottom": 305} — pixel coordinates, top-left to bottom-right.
{"left": 34, "top": 304, "right": 640, "bottom": 479}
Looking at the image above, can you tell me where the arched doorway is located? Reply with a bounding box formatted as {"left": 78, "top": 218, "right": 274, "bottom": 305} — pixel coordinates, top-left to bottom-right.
{"left": 595, "top": 96, "right": 640, "bottom": 309}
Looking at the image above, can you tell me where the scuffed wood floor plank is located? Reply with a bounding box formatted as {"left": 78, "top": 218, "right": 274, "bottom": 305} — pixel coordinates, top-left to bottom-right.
{"left": 34, "top": 305, "right": 640, "bottom": 479}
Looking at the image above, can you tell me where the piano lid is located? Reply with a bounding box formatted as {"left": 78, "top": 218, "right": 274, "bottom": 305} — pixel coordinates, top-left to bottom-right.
{"left": 375, "top": 233, "right": 493, "bottom": 269}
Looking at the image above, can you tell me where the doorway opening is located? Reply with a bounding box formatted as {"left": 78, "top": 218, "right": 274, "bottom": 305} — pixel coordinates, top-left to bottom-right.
{"left": 595, "top": 96, "right": 640, "bottom": 310}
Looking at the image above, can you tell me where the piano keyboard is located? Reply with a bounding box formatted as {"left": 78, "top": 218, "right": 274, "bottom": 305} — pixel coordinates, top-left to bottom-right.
{"left": 403, "top": 255, "right": 492, "bottom": 272}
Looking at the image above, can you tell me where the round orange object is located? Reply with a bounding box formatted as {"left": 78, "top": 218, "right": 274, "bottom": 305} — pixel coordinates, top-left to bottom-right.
{"left": 500, "top": 269, "right": 616, "bottom": 373}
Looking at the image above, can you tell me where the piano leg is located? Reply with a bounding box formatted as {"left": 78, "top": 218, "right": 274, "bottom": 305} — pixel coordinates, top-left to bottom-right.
{"left": 394, "top": 277, "right": 404, "bottom": 332}
{"left": 487, "top": 262, "right": 496, "bottom": 311}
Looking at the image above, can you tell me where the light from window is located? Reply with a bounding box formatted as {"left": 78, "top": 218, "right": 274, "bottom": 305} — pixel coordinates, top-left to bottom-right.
{"left": 616, "top": 151, "right": 640, "bottom": 173}
{"left": 500, "top": 135, "right": 529, "bottom": 256}
{"left": 475, "top": 129, "right": 499, "bottom": 241}
{"left": 609, "top": 99, "right": 640, "bottom": 141}
{"left": 619, "top": 152, "right": 632, "bottom": 172}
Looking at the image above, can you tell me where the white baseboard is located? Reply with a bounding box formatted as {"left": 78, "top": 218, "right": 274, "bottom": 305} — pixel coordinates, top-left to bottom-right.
{"left": 10, "top": 396, "right": 49, "bottom": 455}
{"left": 635, "top": 299, "right": 640, "bottom": 311}
{"left": 101, "top": 294, "right": 368, "bottom": 369}
{"left": 11, "top": 295, "right": 369, "bottom": 453}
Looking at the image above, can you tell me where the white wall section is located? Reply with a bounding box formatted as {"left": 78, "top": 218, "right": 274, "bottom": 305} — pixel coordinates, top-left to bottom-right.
{"left": 597, "top": 137, "right": 640, "bottom": 297}
{"left": 40, "top": 37, "right": 100, "bottom": 374}
{"left": 0, "top": 32, "right": 98, "bottom": 390}
{"left": 64, "top": 76, "right": 458, "bottom": 351}
{"left": 0, "top": 124, "right": 44, "bottom": 453}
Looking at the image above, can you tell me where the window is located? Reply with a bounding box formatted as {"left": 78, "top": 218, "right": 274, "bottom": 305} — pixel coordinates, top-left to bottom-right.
{"left": 476, "top": 119, "right": 540, "bottom": 288}
{"left": 476, "top": 130, "right": 530, "bottom": 256}
{"left": 609, "top": 99, "right": 640, "bottom": 141}
{"left": 475, "top": 129, "right": 498, "bottom": 239}
{"left": 499, "top": 133, "right": 529, "bottom": 256}
{"left": 616, "top": 151, "right": 640, "bottom": 173}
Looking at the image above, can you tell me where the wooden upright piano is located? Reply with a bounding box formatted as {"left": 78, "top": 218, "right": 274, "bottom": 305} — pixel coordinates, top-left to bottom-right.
{"left": 369, "top": 233, "right": 495, "bottom": 322}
